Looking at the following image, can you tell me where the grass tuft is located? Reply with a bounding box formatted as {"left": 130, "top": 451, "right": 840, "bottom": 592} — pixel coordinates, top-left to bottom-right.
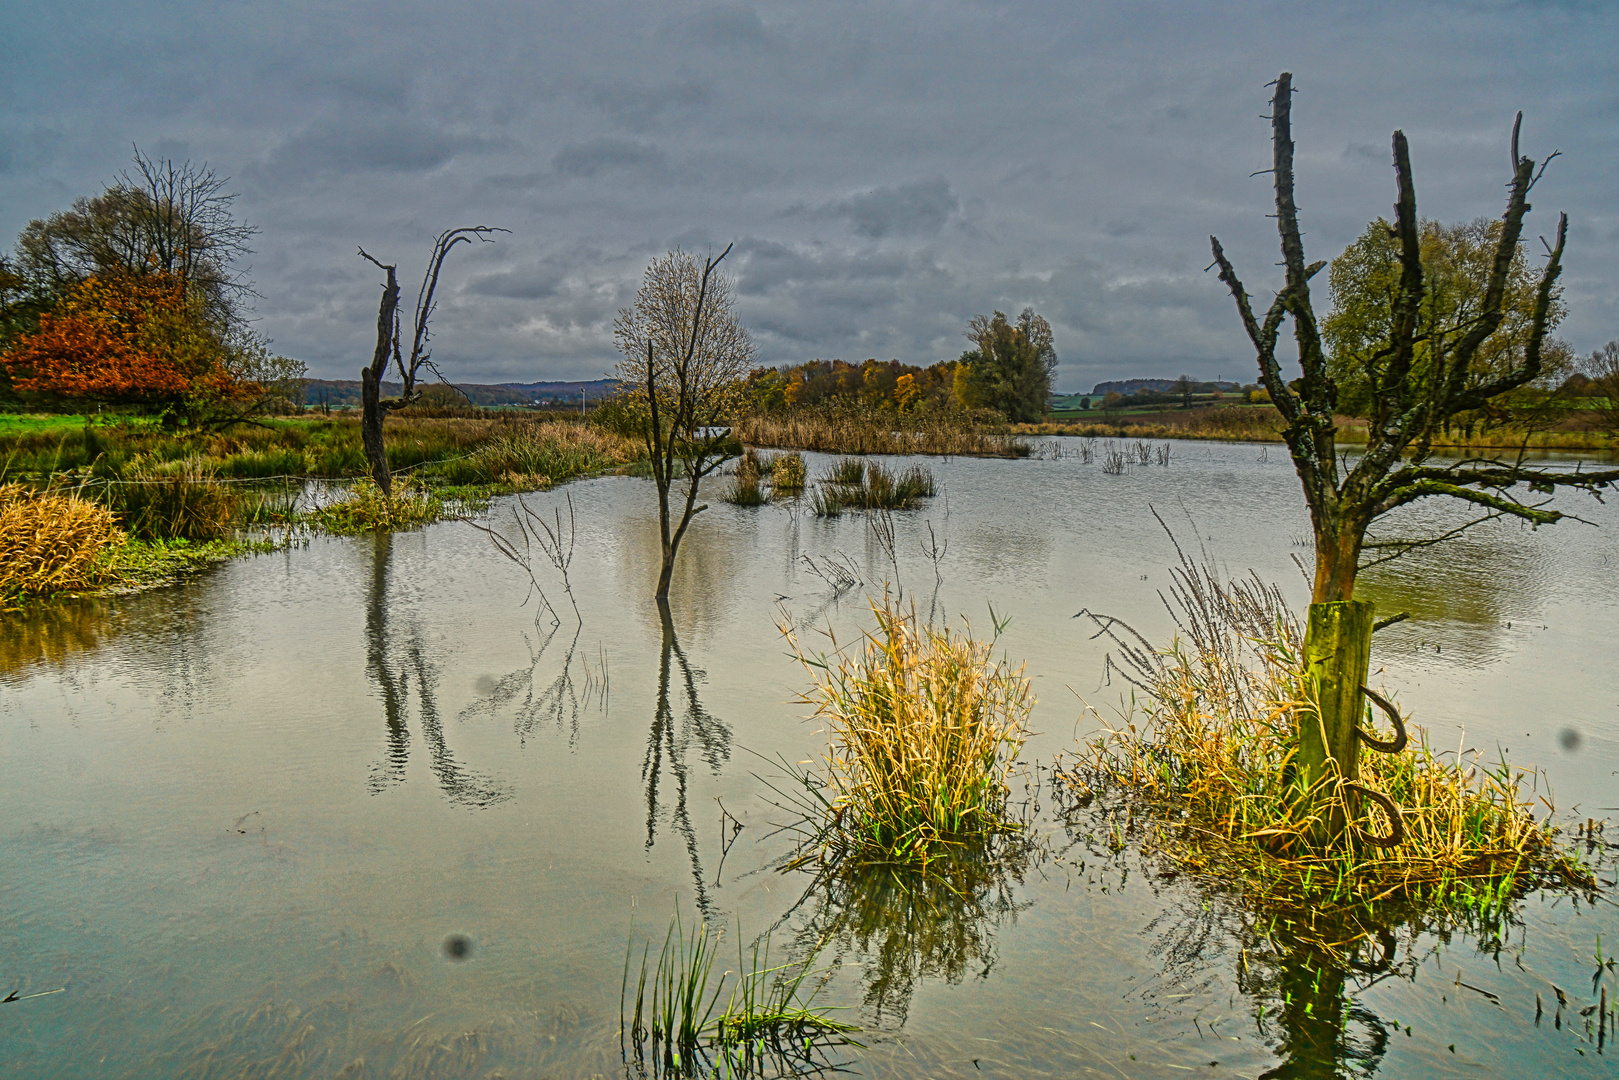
{"left": 769, "top": 451, "right": 806, "bottom": 496}
{"left": 621, "top": 907, "right": 859, "bottom": 1077}
{"left": 309, "top": 479, "right": 448, "bottom": 534}
{"left": 780, "top": 594, "right": 1033, "bottom": 870}
{"left": 0, "top": 483, "right": 125, "bottom": 600}
{"left": 111, "top": 457, "right": 238, "bottom": 541}
{"left": 1058, "top": 542, "right": 1594, "bottom": 953}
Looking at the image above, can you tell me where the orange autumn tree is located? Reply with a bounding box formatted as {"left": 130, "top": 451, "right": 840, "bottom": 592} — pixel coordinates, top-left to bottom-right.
{"left": 2, "top": 272, "right": 247, "bottom": 417}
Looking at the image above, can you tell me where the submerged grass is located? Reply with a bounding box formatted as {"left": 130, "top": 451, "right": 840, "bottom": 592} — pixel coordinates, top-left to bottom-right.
{"left": 1058, "top": 542, "right": 1593, "bottom": 952}
{"left": 308, "top": 478, "right": 449, "bottom": 535}
{"left": 779, "top": 595, "right": 1033, "bottom": 870}
{"left": 621, "top": 907, "right": 859, "bottom": 1078}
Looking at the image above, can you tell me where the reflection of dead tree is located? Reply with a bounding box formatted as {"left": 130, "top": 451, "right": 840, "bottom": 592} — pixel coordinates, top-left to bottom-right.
{"left": 459, "top": 622, "right": 609, "bottom": 748}
{"left": 364, "top": 532, "right": 512, "bottom": 807}
{"left": 642, "top": 602, "right": 733, "bottom": 919}
{"left": 472, "top": 491, "right": 581, "bottom": 626}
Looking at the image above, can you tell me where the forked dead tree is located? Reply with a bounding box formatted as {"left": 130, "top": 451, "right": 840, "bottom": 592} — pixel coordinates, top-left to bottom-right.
{"left": 614, "top": 245, "right": 754, "bottom": 602}
{"left": 358, "top": 226, "right": 504, "bottom": 495}
{"left": 1209, "top": 73, "right": 1619, "bottom": 829}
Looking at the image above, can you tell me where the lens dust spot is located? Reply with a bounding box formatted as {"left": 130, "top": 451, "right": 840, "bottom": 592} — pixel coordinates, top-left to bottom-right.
{"left": 443, "top": 934, "right": 472, "bottom": 961}
{"left": 1558, "top": 727, "right": 1581, "bottom": 752}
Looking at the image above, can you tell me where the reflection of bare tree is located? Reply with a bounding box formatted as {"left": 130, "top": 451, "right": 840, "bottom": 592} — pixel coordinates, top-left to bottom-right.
{"left": 778, "top": 838, "right": 1038, "bottom": 1028}
{"left": 458, "top": 622, "right": 608, "bottom": 748}
{"left": 642, "top": 600, "right": 733, "bottom": 919}
{"left": 364, "top": 532, "right": 511, "bottom": 808}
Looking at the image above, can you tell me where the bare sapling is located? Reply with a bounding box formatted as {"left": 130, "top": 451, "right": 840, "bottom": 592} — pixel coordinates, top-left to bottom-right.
{"left": 613, "top": 246, "right": 754, "bottom": 602}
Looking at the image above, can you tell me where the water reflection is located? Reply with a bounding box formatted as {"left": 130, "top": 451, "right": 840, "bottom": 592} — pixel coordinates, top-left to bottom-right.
{"left": 364, "top": 532, "right": 511, "bottom": 807}
{"left": 780, "top": 838, "right": 1039, "bottom": 1027}
{"left": 642, "top": 599, "right": 733, "bottom": 917}
{"left": 0, "top": 595, "right": 118, "bottom": 679}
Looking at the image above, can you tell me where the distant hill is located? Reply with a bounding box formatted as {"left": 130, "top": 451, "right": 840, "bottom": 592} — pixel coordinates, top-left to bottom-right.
{"left": 1089, "top": 378, "right": 1244, "bottom": 396}
{"left": 301, "top": 378, "right": 619, "bottom": 408}
{"left": 1090, "top": 378, "right": 1178, "bottom": 395}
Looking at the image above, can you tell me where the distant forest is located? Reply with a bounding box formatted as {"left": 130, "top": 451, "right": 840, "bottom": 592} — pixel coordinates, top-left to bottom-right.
{"left": 300, "top": 377, "right": 619, "bottom": 408}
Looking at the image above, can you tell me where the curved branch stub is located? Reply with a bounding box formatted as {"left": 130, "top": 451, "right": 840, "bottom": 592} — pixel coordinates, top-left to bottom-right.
{"left": 1356, "top": 684, "right": 1409, "bottom": 753}
{"left": 1346, "top": 783, "right": 1405, "bottom": 848}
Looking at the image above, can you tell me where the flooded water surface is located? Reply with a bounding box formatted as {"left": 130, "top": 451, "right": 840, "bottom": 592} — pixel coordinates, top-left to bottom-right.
{"left": 3, "top": 439, "right": 1616, "bottom": 1077}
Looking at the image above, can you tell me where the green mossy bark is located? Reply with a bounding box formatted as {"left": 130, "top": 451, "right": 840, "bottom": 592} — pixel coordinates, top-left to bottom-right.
{"left": 1300, "top": 600, "right": 1375, "bottom": 837}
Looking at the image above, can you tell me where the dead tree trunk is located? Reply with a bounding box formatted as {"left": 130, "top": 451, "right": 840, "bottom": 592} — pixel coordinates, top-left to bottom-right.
{"left": 1209, "top": 73, "right": 1617, "bottom": 836}
{"left": 356, "top": 227, "right": 504, "bottom": 498}
{"left": 360, "top": 260, "right": 401, "bottom": 494}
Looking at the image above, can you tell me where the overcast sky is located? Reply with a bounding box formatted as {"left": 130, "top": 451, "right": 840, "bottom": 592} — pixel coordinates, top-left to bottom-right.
{"left": 3, "top": 0, "right": 1615, "bottom": 391}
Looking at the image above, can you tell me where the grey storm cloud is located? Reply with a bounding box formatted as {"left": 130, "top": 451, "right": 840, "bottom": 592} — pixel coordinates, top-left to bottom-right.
{"left": 3, "top": 1, "right": 1617, "bottom": 389}
{"left": 552, "top": 138, "right": 670, "bottom": 180}
{"left": 811, "top": 178, "right": 962, "bottom": 240}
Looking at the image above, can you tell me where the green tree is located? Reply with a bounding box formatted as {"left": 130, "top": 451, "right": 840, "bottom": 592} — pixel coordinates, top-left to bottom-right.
{"left": 1323, "top": 217, "right": 1568, "bottom": 418}
{"left": 958, "top": 308, "right": 1056, "bottom": 422}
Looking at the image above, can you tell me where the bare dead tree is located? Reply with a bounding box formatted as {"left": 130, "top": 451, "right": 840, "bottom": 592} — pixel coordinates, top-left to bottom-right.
{"left": 613, "top": 245, "right": 754, "bottom": 602}
{"left": 1208, "top": 72, "right": 1619, "bottom": 822}
{"left": 357, "top": 226, "right": 505, "bottom": 495}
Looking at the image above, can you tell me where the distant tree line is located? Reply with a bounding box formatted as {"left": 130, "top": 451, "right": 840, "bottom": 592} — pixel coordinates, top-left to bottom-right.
{"left": 745, "top": 307, "right": 1057, "bottom": 423}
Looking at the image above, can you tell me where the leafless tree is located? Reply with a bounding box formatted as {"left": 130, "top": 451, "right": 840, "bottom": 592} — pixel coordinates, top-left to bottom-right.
{"left": 1208, "top": 72, "right": 1619, "bottom": 812}
{"left": 613, "top": 245, "right": 755, "bottom": 602}
{"left": 357, "top": 226, "right": 504, "bottom": 495}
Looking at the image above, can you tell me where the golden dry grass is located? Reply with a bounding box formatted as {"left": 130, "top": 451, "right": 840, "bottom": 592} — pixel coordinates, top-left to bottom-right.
{"left": 736, "top": 408, "right": 1028, "bottom": 458}
{"left": 1060, "top": 549, "right": 1591, "bottom": 953}
{"left": 0, "top": 483, "right": 125, "bottom": 600}
{"left": 782, "top": 595, "right": 1033, "bottom": 869}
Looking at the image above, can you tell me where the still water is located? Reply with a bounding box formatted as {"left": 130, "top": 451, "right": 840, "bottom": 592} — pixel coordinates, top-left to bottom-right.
{"left": 2, "top": 438, "right": 1615, "bottom": 1077}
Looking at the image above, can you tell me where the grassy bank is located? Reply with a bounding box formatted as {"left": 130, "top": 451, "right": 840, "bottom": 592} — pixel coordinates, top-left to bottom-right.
{"left": 0, "top": 413, "right": 641, "bottom": 488}
{"left": 0, "top": 413, "right": 643, "bottom": 601}
{"left": 1021, "top": 405, "right": 1619, "bottom": 452}
{"left": 735, "top": 406, "right": 1029, "bottom": 458}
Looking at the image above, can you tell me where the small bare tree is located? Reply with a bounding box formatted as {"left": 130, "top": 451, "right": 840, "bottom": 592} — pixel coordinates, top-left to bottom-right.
{"left": 613, "top": 245, "right": 754, "bottom": 602}
{"left": 357, "top": 227, "right": 504, "bottom": 495}
{"left": 1209, "top": 73, "right": 1619, "bottom": 825}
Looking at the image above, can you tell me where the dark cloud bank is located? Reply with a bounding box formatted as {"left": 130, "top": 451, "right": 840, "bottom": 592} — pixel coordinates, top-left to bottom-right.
{"left": 3, "top": 1, "right": 1615, "bottom": 389}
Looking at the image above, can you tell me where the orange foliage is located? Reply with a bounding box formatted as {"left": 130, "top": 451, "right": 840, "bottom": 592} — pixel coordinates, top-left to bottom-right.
{"left": 2, "top": 273, "right": 243, "bottom": 407}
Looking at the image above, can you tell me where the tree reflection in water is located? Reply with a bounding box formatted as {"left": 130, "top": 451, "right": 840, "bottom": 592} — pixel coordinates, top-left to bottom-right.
{"left": 642, "top": 599, "right": 733, "bottom": 920}
{"left": 364, "top": 531, "right": 511, "bottom": 808}
{"left": 777, "top": 835, "right": 1039, "bottom": 1028}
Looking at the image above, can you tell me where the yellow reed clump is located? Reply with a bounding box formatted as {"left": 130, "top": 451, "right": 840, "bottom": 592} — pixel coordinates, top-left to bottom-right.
{"left": 784, "top": 596, "right": 1033, "bottom": 868}
{"left": 0, "top": 483, "right": 124, "bottom": 599}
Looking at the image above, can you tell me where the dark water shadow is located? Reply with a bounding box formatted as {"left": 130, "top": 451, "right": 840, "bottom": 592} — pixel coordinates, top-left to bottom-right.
{"left": 365, "top": 531, "right": 511, "bottom": 808}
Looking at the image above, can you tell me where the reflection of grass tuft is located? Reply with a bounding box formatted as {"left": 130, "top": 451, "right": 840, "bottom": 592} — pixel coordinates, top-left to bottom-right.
{"left": 780, "top": 594, "right": 1032, "bottom": 870}
{"left": 1059, "top": 545, "right": 1593, "bottom": 955}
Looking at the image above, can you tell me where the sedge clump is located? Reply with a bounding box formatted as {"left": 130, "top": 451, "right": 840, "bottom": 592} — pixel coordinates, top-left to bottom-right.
{"left": 781, "top": 595, "right": 1032, "bottom": 870}
{"left": 0, "top": 483, "right": 125, "bottom": 600}
{"left": 1060, "top": 547, "right": 1591, "bottom": 948}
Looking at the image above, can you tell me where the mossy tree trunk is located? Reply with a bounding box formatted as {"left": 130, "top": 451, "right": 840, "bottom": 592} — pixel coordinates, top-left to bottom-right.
{"left": 1208, "top": 72, "right": 1617, "bottom": 838}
